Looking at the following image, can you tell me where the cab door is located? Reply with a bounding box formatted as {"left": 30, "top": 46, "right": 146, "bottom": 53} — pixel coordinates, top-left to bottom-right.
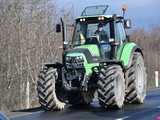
{"left": 115, "top": 21, "right": 127, "bottom": 43}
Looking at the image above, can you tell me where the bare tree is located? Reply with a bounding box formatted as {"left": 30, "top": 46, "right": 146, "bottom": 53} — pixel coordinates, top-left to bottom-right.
{"left": 130, "top": 27, "right": 160, "bottom": 88}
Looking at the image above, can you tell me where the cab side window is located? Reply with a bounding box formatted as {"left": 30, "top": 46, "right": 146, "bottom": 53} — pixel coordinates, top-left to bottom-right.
{"left": 115, "top": 22, "right": 126, "bottom": 41}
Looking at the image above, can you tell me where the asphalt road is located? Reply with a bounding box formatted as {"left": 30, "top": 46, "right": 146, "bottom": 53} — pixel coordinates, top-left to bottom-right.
{"left": 10, "top": 88, "right": 160, "bottom": 120}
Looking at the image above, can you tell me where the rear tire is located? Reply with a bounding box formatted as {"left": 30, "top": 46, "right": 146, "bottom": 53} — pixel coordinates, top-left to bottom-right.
{"left": 98, "top": 65, "right": 125, "bottom": 109}
{"left": 125, "top": 52, "right": 147, "bottom": 104}
{"left": 37, "top": 66, "right": 65, "bottom": 111}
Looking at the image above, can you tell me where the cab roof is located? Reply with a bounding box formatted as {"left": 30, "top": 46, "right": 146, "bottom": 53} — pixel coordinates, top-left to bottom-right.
{"left": 76, "top": 15, "right": 123, "bottom": 22}
{"left": 76, "top": 15, "right": 123, "bottom": 20}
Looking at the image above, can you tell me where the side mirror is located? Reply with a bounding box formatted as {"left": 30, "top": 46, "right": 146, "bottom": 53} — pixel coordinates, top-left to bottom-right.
{"left": 124, "top": 19, "right": 132, "bottom": 29}
{"left": 56, "top": 24, "right": 61, "bottom": 33}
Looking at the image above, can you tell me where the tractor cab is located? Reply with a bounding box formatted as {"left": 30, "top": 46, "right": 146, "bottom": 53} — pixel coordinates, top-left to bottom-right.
{"left": 73, "top": 15, "right": 118, "bottom": 59}
{"left": 71, "top": 5, "right": 130, "bottom": 60}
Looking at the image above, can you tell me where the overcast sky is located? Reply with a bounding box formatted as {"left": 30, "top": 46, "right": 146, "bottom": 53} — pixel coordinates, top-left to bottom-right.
{"left": 57, "top": 0, "right": 160, "bottom": 29}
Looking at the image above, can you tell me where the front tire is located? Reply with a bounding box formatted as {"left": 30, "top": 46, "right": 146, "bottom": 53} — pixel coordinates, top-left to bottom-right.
{"left": 37, "top": 66, "right": 65, "bottom": 111}
{"left": 98, "top": 65, "right": 125, "bottom": 109}
{"left": 125, "top": 52, "right": 147, "bottom": 104}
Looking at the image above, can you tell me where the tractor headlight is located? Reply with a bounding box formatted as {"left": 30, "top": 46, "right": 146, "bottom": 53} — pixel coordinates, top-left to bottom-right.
{"left": 65, "top": 56, "right": 72, "bottom": 62}
{"left": 75, "top": 56, "right": 84, "bottom": 62}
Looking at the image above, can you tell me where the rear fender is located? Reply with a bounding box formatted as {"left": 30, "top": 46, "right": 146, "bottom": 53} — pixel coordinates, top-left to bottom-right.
{"left": 117, "top": 42, "right": 143, "bottom": 69}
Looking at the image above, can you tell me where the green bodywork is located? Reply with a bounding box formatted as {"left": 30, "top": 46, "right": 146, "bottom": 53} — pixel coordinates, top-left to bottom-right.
{"left": 66, "top": 42, "right": 137, "bottom": 75}
{"left": 116, "top": 42, "right": 136, "bottom": 67}
{"left": 66, "top": 52, "right": 99, "bottom": 76}
{"left": 76, "top": 44, "right": 100, "bottom": 56}
{"left": 66, "top": 44, "right": 100, "bottom": 75}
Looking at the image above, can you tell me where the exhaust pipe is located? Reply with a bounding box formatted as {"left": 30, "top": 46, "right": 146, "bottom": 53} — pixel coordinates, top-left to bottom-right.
{"left": 60, "top": 18, "right": 67, "bottom": 51}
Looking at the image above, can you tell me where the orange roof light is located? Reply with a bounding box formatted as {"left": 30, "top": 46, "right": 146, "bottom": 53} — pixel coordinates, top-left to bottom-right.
{"left": 122, "top": 4, "right": 128, "bottom": 12}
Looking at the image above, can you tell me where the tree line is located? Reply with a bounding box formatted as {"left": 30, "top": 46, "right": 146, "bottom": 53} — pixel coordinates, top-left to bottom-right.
{"left": 0, "top": 0, "right": 73, "bottom": 112}
{"left": 130, "top": 27, "right": 160, "bottom": 88}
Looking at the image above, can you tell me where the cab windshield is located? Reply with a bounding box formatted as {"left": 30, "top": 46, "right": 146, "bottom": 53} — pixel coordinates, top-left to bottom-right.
{"left": 72, "top": 21, "right": 110, "bottom": 46}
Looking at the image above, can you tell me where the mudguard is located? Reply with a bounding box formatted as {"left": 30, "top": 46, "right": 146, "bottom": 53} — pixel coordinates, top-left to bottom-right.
{"left": 117, "top": 42, "right": 143, "bottom": 69}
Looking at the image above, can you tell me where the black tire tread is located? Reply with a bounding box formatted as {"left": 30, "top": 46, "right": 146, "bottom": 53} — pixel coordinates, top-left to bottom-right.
{"left": 98, "top": 65, "right": 125, "bottom": 109}
{"left": 37, "top": 67, "right": 65, "bottom": 111}
{"left": 125, "top": 52, "right": 147, "bottom": 103}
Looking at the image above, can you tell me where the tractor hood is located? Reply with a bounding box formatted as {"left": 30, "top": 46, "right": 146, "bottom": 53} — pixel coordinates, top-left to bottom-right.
{"left": 64, "top": 44, "right": 101, "bottom": 63}
{"left": 76, "top": 44, "right": 100, "bottom": 56}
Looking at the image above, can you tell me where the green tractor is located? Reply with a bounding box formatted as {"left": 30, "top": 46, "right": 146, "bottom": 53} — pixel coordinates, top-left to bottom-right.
{"left": 37, "top": 5, "right": 147, "bottom": 110}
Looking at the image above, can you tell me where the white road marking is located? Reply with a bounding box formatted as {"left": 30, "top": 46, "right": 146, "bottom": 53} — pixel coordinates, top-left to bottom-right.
{"left": 9, "top": 111, "right": 43, "bottom": 119}
{"left": 116, "top": 116, "right": 130, "bottom": 120}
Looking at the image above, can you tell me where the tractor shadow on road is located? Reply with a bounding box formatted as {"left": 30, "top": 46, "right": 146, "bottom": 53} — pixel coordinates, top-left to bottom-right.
{"left": 10, "top": 100, "right": 148, "bottom": 119}
{"left": 11, "top": 107, "right": 41, "bottom": 113}
{"left": 67, "top": 100, "right": 148, "bottom": 118}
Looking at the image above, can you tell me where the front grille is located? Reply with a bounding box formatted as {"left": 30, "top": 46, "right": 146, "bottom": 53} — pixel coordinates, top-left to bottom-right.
{"left": 65, "top": 56, "right": 84, "bottom": 69}
{"left": 64, "top": 69, "right": 84, "bottom": 81}
{"left": 66, "top": 62, "right": 84, "bottom": 69}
